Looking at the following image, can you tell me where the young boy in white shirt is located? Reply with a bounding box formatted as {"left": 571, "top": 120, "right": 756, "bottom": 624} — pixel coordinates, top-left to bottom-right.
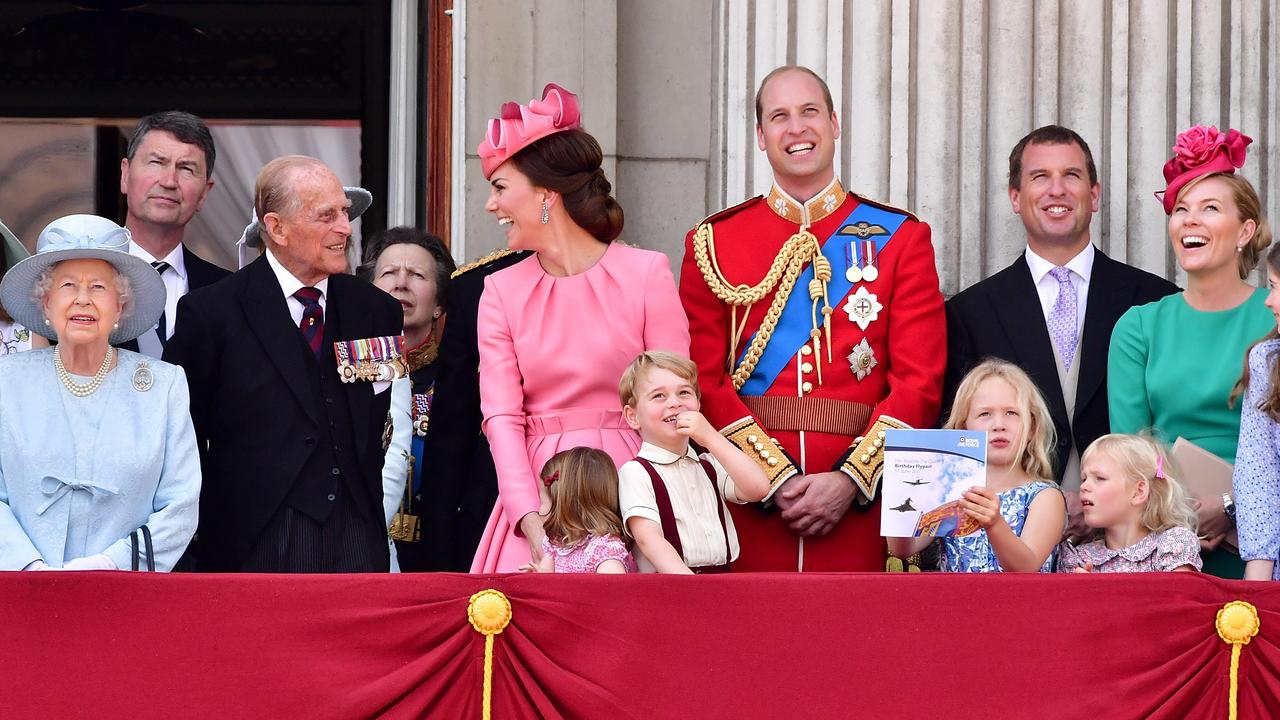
{"left": 617, "top": 351, "right": 769, "bottom": 573}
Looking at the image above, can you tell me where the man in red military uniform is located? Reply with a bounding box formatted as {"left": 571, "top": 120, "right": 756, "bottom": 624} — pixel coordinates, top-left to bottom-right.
{"left": 679, "top": 65, "right": 945, "bottom": 571}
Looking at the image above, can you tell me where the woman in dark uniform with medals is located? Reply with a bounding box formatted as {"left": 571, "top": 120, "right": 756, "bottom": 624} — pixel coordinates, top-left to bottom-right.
{"left": 360, "top": 227, "right": 456, "bottom": 571}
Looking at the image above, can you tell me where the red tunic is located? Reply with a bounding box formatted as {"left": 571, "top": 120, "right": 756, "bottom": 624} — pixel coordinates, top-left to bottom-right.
{"left": 679, "top": 182, "right": 946, "bottom": 571}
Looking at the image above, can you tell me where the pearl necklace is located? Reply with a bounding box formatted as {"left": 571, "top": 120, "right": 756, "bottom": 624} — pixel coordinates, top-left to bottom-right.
{"left": 54, "top": 345, "right": 115, "bottom": 398}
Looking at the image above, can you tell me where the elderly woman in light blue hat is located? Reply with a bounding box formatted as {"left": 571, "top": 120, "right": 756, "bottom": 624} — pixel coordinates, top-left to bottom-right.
{"left": 0, "top": 217, "right": 49, "bottom": 354}
{"left": 0, "top": 214, "right": 200, "bottom": 571}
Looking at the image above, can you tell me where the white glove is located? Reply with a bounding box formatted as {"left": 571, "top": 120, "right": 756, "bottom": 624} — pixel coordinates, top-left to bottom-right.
{"left": 62, "top": 554, "right": 117, "bottom": 571}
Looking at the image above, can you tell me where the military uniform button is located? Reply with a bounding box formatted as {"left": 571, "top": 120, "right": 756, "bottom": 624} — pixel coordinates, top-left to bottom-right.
{"left": 802, "top": 382, "right": 813, "bottom": 393}
{"left": 801, "top": 345, "right": 813, "bottom": 356}
{"left": 801, "top": 362, "right": 813, "bottom": 373}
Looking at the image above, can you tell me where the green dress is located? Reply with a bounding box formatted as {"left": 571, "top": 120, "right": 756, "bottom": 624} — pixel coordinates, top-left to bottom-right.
{"left": 1108, "top": 287, "right": 1273, "bottom": 577}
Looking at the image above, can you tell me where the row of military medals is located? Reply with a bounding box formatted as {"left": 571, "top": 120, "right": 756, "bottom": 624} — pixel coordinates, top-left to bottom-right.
{"left": 842, "top": 237, "right": 880, "bottom": 381}
{"left": 388, "top": 388, "right": 433, "bottom": 543}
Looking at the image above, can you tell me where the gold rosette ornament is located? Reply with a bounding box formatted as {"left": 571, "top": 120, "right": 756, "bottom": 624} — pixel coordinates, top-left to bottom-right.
{"left": 1215, "top": 600, "right": 1260, "bottom": 720}
{"left": 468, "top": 589, "right": 513, "bottom": 720}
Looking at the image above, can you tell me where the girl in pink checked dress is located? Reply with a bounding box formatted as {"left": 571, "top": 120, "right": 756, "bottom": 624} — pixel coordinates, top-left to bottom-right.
{"left": 522, "top": 448, "right": 638, "bottom": 574}
{"left": 1057, "top": 434, "right": 1201, "bottom": 573}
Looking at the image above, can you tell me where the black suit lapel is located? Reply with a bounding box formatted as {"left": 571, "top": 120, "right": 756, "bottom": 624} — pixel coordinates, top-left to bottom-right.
{"left": 183, "top": 247, "right": 230, "bottom": 290}
{"left": 329, "top": 277, "right": 374, "bottom": 460}
{"left": 1075, "top": 249, "right": 1123, "bottom": 415}
{"left": 240, "top": 256, "right": 320, "bottom": 424}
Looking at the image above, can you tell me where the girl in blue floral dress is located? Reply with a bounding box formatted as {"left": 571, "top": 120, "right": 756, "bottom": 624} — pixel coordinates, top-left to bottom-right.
{"left": 890, "top": 360, "right": 1066, "bottom": 572}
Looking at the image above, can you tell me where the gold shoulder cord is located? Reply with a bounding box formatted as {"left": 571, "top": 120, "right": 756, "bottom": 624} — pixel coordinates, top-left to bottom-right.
{"left": 693, "top": 222, "right": 832, "bottom": 390}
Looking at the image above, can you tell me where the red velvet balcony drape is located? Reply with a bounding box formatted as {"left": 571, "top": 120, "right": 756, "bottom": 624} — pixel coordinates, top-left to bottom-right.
{"left": 2, "top": 572, "right": 1276, "bottom": 719}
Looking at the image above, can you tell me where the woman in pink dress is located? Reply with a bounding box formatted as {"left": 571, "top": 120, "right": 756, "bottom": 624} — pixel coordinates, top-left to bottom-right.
{"left": 471, "top": 84, "right": 691, "bottom": 572}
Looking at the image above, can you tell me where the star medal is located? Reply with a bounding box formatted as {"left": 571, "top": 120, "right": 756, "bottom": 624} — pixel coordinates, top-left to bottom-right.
{"left": 843, "top": 287, "right": 883, "bottom": 331}
{"left": 848, "top": 339, "right": 877, "bottom": 381}
{"left": 132, "top": 360, "right": 154, "bottom": 392}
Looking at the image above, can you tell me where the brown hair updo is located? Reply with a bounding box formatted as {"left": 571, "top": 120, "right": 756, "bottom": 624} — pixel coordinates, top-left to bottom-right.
{"left": 511, "top": 129, "right": 624, "bottom": 243}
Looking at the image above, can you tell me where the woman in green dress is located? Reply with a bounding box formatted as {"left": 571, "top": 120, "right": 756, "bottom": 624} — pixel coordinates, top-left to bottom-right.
{"left": 1108, "top": 125, "right": 1273, "bottom": 577}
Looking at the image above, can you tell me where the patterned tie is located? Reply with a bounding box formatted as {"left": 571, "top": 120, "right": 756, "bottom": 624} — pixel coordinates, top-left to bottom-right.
{"left": 294, "top": 287, "right": 325, "bottom": 358}
{"left": 1047, "top": 266, "right": 1078, "bottom": 369}
{"left": 151, "top": 261, "right": 170, "bottom": 346}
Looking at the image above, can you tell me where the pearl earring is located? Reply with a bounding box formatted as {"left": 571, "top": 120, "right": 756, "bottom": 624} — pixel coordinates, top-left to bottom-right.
{"left": 44, "top": 318, "right": 50, "bottom": 326}
{"left": 540, "top": 200, "right": 550, "bottom": 225}
{"left": 112, "top": 322, "right": 119, "bottom": 330}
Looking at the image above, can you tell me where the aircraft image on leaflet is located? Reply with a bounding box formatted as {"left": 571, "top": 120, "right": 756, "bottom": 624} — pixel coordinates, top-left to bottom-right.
{"left": 890, "top": 498, "right": 917, "bottom": 512}
{"left": 903, "top": 479, "right": 930, "bottom": 486}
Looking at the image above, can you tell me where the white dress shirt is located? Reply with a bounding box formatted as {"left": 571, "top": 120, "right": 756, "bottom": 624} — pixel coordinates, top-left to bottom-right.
{"left": 128, "top": 241, "right": 189, "bottom": 357}
{"left": 265, "top": 247, "right": 329, "bottom": 326}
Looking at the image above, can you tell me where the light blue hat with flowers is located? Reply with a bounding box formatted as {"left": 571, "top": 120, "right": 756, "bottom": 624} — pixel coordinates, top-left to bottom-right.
{"left": 0, "top": 214, "right": 166, "bottom": 344}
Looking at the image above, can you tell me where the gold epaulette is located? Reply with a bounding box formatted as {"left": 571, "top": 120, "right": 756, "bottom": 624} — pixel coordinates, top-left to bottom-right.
{"left": 721, "top": 416, "right": 798, "bottom": 500}
{"left": 837, "top": 414, "right": 910, "bottom": 501}
{"left": 689, "top": 195, "right": 763, "bottom": 234}
{"left": 850, "top": 193, "right": 919, "bottom": 223}
{"left": 451, "top": 248, "right": 518, "bottom": 279}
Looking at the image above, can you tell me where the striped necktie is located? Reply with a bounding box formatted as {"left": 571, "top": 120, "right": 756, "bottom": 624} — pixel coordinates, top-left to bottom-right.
{"left": 151, "top": 260, "right": 170, "bottom": 346}
{"left": 294, "top": 286, "right": 325, "bottom": 357}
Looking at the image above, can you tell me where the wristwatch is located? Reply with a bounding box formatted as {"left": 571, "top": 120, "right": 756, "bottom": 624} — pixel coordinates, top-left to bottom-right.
{"left": 1221, "top": 492, "right": 1236, "bottom": 520}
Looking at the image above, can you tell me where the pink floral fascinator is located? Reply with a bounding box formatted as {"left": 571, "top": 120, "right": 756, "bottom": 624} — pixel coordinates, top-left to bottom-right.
{"left": 477, "top": 83, "right": 582, "bottom": 179}
{"left": 1156, "top": 125, "right": 1252, "bottom": 214}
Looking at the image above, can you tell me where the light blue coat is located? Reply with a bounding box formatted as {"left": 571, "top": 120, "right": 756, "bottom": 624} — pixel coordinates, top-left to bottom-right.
{"left": 0, "top": 348, "right": 200, "bottom": 570}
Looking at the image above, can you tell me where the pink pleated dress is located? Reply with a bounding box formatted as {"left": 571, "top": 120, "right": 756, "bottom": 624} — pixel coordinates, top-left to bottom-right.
{"left": 471, "top": 242, "right": 691, "bottom": 573}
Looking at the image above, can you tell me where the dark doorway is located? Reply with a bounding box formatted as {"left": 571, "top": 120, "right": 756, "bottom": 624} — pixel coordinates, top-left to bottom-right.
{"left": 0, "top": 0, "right": 392, "bottom": 246}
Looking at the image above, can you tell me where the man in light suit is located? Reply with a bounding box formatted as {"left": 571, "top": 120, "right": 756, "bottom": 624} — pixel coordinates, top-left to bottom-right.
{"left": 164, "top": 155, "right": 402, "bottom": 572}
{"left": 118, "top": 111, "right": 230, "bottom": 357}
{"left": 944, "top": 125, "right": 1178, "bottom": 539}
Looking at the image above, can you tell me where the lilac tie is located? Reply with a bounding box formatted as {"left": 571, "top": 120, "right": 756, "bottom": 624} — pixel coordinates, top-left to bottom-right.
{"left": 1047, "top": 267, "right": 1078, "bottom": 369}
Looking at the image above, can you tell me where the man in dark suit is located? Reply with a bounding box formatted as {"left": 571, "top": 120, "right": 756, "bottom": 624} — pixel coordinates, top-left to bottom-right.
{"left": 944, "top": 125, "right": 1178, "bottom": 539}
{"left": 119, "top": 111, "right": 230, "bottom": 356}
{"left": 164, "top": 155, "right": 403, "bottom": 572}
{"left": 418, "top": 248, "right": 527, "bottom": 571}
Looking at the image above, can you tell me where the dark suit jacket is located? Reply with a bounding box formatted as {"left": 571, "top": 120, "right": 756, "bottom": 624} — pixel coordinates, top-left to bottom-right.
{"left": 417, "top": 250, "right": 528, "bottom": 571}
{"left": 118, "top": 246, "right": 230, "bottom": 353}
{"left": 943, "top": 248, "right": 1179, "bottom": 483}
{"left": 163, "top": 255, "right": 403, "bottom": 571}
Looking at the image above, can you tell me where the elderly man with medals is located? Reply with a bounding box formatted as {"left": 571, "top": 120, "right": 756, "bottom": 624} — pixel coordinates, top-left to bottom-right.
{"left": 679, "top": 65, "right": 946, "bottom": 572}
{"left": 165, "top": 156, "right": 403, "bottom": 573}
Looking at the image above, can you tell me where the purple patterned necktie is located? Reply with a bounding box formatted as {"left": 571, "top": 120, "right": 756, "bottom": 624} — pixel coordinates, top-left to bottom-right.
{"left": 1047, "top": 266, "right": 1078, "bottom": 370}
{"left": 294, "top": 287, "right": 324, "bottom": 357}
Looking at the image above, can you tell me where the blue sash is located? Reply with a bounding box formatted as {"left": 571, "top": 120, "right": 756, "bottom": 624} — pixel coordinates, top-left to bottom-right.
{"left": 739, "top": 203, "right": 909, "bottom": 396}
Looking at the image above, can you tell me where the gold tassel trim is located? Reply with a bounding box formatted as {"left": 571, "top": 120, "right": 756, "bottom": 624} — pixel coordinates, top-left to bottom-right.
{"left": 1215, "top": 600, "right": 1260, "bottom": 720}
{"left": 468, "top": 589, "right": 513, "bottom": 720}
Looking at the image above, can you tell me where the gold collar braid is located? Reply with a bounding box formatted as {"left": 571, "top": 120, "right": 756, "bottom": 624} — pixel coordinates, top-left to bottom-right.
{"left": 693, "top": 222, "right": 834, "bottom": 390}
{"left": 405, "top": 336, "right": 440, "bottom": 373}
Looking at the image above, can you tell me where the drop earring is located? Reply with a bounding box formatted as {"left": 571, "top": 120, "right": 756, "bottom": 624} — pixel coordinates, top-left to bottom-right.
{"left": 540, "top": 200, "right": 550, "bottom": 225}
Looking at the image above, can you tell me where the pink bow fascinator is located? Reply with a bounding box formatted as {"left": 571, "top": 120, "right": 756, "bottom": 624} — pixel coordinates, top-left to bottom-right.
{"left": 1155, "top": 125, "right": 1252, "bottom": 214}
{"left": 477, "top": 83, "right": 582, "bottom": 179}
